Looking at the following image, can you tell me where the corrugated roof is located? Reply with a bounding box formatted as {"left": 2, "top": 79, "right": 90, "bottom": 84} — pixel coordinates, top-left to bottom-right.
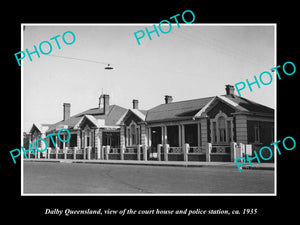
{"left": 45, "top": 94, "right": 273, "bottom": 132}
{"left": 145, "top": 96, "right": 214, "bottom": 122}
{"left": 145, "top": 94, "right": 274, "bottom": 122}
{"left": 222, "top": 94, "right": 274, "bottom": 114}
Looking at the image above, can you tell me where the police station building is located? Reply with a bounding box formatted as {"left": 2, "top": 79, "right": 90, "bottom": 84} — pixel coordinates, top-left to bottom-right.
{"left": 28, "top": 85, "right": 274, "bottom": 163}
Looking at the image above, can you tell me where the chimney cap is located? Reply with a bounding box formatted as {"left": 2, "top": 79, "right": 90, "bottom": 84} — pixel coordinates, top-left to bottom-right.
{"left": 63, "top": 103, "right": 71, "bottom": 121}
{"left": 132, "top": 99, "right": 139, "bottom": 109}
{"left": 164, "top": 95, "right": 173, "bottom": 104}
{"left": 225, "top": 84, "right": 235, "bottom": 95}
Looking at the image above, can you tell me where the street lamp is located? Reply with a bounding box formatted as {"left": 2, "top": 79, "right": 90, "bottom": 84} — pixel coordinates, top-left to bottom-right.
{"left": 105, "top": 64, "right": 113, "bottom": 70}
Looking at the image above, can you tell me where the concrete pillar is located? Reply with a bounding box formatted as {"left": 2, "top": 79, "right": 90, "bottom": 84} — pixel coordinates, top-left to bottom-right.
{"left": 162, "top": 126, "right": 167, "bottom": 145}
{"left": 141, "top": 124, "right": 148, "bottom": 147}
{"left": 83, "top": 148, "right": 86, "bottom": 160}
{"left": 180, "top": 124, "right": 185, "bottom": 148}
{"left": 55, "top": 147, "right": 59, "bottom": 159}
{"left": 230, "top": 142, "right": 236, "bottom": 162}
{"left": 106, "top": 146, "right": 110, "bottom": 160}
{"left": 197, "top": 122, "right": 201, "bottom": 148}
{"left": 77, "top": 130, "right": 81, "bottom": 149}
{"left": 120, "top": 126, "right": 126, "bottom": 147}
{"left": 164, "top": 144, "right": 169, "bottom": 161}
{"left": 62, "top": 134, "right": 66, "bottom": 150}
{"left": 235, "top": 115, "right": 248, "bottom": 144}
{"left": 48, "top": 147, "right": 51, "bottom": 159}
{"left": 55, "top": 135, "right": 59, "bottom": 159}
{"left": 64, "top": 146, "right": 67, "bottom": 159}
{"left": 28, "top": 134, "right": 32, "bottom": 159}
{"left": 74, "top": 147, "right": 77, "bottom": 160}
{"left": 120, "top": 145, "right": 125, "bottom": 160}
{"left": 137, "top": 145, "right": 141, "bottom": 161}
{"left": 157, "top": 144, "right": 162, "bottom": 161}
{"left": 41, "top": 133, "right": 46, "bottom": 158}
{"left": 87, "top": 146, "right": 91, "bottom": 160}
{"left": 183, "top": 143, "right": 189, "bottom": 162}
{"left": 142, "top": 145, "right": 147, "bottom": 161}
{"left": 101, "top": 146, "right": 104, "bottom": 160}
{"left": 148, "top": 128, "right": 152, "bottom": 147}
{"left": 82, "top": 131, "right": 85, "bottom": 150}
{"left": 95, "top": 128, "right": 102, "bottom": 159}
{"left": 200, "top": 118, "right": 208, "bottom": 151}
{"left": 206, "top": 143, "right": 212, "bottom": 162}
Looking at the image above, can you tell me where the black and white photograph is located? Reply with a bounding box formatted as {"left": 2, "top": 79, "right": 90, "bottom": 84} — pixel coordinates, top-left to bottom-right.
{"left": 4, "top": 4, "right": 298, "bottom": 221}
{"left": 21, "top": 24, "right": 275, "bottom": 195}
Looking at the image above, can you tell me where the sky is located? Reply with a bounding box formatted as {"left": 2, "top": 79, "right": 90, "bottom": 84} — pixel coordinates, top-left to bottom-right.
{"left": 23, "top": 24, "right": 275, "bottom": 132}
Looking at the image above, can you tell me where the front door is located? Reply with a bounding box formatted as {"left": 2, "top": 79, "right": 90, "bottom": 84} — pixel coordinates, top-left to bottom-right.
{"left": 149, "top": 127, "right": 162, "bottom": 160}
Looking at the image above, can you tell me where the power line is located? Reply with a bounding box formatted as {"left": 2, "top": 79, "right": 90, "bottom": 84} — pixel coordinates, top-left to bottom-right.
{"left": 46, "top": 54, "right": 110, "bottom": 65}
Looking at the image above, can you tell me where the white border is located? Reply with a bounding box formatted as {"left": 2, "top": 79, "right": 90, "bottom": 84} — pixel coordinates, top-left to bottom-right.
{"left": 21, "top": 23, "right": 277, "bottom": 196}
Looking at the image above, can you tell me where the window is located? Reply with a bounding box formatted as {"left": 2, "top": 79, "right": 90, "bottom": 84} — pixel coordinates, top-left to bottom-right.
{"left": 69, "top": 134, "right": 77, "bottom": 147}
{"left": 86, "top": 136, "right": 90, "bottom": 147}
{"left": 213, "top": 122, "right": 217, "bottom": 142}
{"left": 254, "top": 124, "right": 260, "bottom": 143}
{"left": 167, "top": 125, "right": 179, "bottom": 147}
{"left": 227, "top": 121, "right": 231, "bottom": 142}
{"left": 184, "top": 124, "right": 198, "bottom": 146}
{"left": 49, "top": 136, "right": 55, "bottom": 147}
{"left": 218, "top": 116, "right": 226, "bottom": 142}
{"left": 210, "top": 111, "right": 233, "bottom": 144}
{"left": 131, "top": 123, "right": 136, "bottom": 145}
{"left": 127, "top": 122, "right": 140, "bottom": 145}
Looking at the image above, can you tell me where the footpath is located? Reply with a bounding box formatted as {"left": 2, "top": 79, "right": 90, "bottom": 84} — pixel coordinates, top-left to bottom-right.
{"left": 24, "top": 158, "right": 274, "bottom": 171}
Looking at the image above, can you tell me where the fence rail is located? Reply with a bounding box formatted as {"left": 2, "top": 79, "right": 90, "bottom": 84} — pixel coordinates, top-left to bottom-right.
{"left": 169, "top": 147, "right": 182, "bottom": 154}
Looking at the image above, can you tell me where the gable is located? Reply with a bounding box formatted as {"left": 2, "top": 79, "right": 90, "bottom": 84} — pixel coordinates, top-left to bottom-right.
{"left": 124, "top": 111, "right": 142, "bottom": 126}
{"left": 79, "top": 116, "right": 98, "bottom": 129}
{"left": 206, "top": 100, "right": 236, "bottom": 118}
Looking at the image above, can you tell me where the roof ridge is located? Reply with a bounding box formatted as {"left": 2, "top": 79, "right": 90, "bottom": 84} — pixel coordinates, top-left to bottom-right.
{"left": 148, "top": 96, "right": 215, "bottom": 111}
{"left": 163, "top": 95, "right": 215, "bottom": 105}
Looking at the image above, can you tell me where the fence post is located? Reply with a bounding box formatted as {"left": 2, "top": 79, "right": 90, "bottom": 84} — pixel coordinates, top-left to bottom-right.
{"left": 137, "top": 145, "right": 141, "bottom": 161}
{"left": 142, "top": 145, "right": 147, "bottom": 161}
{"left": 74, "top": 147, "right": 77, "bottom": 160}
{"left": 64, "top": 147, "right": 68, "bottom": 159}
{"left": 206, "top": 143, "right": 211, "bottom": 162}
{"left": 240, "top": 143, "right": 245, "bottom": 157}
{"left": 47, "top": 147, "right": 51, "bottom": 159}
{"left": 83, "top": 148, "right": 86, "bottom": 160}
{"left": 183, "top": 143, "right": 189, "bottom": 162}
{"left": 106, "top": 146, "right": 110, "bottom": 160}
{"left": 230, "top": 142, "right": 236, "bottom": 162}
{"left": 157, "top": 144, "right": 162, "bottom": 161}
{"left": 120, "top": 145, "right": 125, "bottom": 160}
{"left": 164, "top": 144, "right": 169, "bottom": 161}
{"left": 87, "top": 147, "right": 91, "bottom": 160}
{"left": 56, "top": 147, "right": 59, "bottom": 159}
{"left": 101, "top": 146, "right": 104, "bottom": 160}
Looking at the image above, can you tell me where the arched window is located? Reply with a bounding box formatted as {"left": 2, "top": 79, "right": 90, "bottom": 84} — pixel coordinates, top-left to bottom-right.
{"left": 131, "top": 123, "right": 136, "bottom": 145}
{"left": 210, "top": 111, "right": 233, "bottom": 144}
{"left": 128, "top": 122, "right": 140, "bottom": 145}
{"left": 218, "top": 116, "right": 226, "bottom": 142}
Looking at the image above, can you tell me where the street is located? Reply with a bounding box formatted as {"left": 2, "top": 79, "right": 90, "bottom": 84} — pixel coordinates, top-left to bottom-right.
{"left": 23, "top": 161, "right": 274, "bottom": 194}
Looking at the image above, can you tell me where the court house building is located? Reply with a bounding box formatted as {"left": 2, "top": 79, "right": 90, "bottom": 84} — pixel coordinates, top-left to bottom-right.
{"left": 28, "top": 85, "right": 274, "bottom": 162}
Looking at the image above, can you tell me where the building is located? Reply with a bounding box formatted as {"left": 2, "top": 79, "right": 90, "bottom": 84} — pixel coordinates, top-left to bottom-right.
{"left": 27, "top": 85, "right": 274, "bottom": 162}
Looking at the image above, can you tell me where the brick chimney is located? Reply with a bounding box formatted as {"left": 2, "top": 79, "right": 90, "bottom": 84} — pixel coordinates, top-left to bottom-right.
{"left": 99, "top": 94, "right": 110, "bottom": 115}
{"left": 225, "top": 85, "right": 235, "bottom": 95}
{"left": 164, "top": 95, "right": 173, "bottom": 104}
{"left": 63, "top": 103, "right": 71, "bottom": 121}
{"left": 133, "top": 99, "right": 139, "bottom": 109}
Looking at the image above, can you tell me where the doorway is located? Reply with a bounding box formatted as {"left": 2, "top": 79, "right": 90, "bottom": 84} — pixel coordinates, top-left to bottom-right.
{"left": 149, "top": 127, "right": 162, "bottom": 160}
